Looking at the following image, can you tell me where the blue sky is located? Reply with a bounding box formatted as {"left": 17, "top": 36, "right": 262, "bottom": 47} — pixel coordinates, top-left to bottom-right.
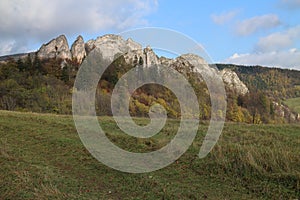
{"left": 0, "top": 0, "right": 300, "bottom": 69}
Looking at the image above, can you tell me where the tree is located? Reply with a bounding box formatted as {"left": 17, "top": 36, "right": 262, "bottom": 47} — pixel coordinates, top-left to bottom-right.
{"left": 17, "top": 58, "right": 26, "bottom": 72}
{"left": 24, "top": 54, "right": 33, "bottom": 74}
{"left": 61, "top": 66, "right": 70, "bottom": 83}
{"left": 244, "top": 91, "right": 272, "bottom": 124}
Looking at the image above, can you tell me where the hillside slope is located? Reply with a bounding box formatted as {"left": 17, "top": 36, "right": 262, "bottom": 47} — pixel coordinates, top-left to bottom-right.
{"left": 0, "top": 111, "right": 300, "bottom": 199}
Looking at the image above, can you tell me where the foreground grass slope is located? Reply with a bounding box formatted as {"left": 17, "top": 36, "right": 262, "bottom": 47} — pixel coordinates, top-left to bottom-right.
{"left": 0, "top": 110, "right": 299, "bottom": 199}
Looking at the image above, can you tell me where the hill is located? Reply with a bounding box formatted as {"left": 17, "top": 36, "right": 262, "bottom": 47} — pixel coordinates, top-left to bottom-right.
{"left": 216, "top": 64, "right": 300, "bottom": 99}
{"left": 0, "top": 110, "right": 299, "bottom": 199}
{"left": 0, "top": 34, "right": 300, "bottom": 123}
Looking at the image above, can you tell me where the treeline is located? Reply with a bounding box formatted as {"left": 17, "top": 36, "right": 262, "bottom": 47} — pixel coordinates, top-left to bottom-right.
{"left": 216, "top": 64, "right": 300, "bottom": 99}
{"left": 0, "top": 56, "right": 299, "bottom": 123}
{"left": 217, "top": 64, "right": 300, "bottom": 123}
{"left": 0, "top": 56, "right": 74, "bottom": 114}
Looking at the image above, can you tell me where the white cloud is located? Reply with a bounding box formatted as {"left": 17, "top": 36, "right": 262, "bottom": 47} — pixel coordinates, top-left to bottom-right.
{"left": 0, "top": 40, "right": 28, "bottom": 56}
{"left": 235, "top": 14, "right": 281, "bottom": 36}
{"left": 224, "top": 49, "right": 300, "bottom": 70}
{"left": 211, "top": 10, "right": 239, "bottom": 25}
{"left": 0, "top": 0, "right": 158, "bottom": 55}
{"left": 279, "top": 0, "right": 300, "bottom": 9}
{"left": 0, "top": 41, "right": 14, "bottom": 56}
{"left": 256, "top": 25, "right": 300, "bottom": 52}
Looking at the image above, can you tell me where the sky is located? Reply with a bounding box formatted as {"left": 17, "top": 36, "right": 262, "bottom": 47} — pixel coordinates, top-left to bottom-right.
{"left": 0, "top": 0, "right": 300, "bottom": 69}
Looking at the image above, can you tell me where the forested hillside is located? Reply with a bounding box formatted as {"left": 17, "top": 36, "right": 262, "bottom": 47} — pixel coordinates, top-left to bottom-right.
{"left": 216, "top": 64, "right": 300, "bottom": 99}
{"left": 0, "top": 54, "right": 299, "bottom": 124}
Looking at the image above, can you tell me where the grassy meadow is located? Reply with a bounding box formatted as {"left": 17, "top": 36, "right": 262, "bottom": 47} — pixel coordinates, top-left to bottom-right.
{"left": 0, "top": 110, "right": 299, "bottom": 199}
{"left": 284, "top": 97, "right": 300, "bottom": 114}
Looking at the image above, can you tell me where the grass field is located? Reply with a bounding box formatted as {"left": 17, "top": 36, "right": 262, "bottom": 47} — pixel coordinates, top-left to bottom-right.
{"left": 0, "top": 110, "right": 300, "bottom": 199}
{"left": 284, "top": 97, "right": 300, "bottom": 114}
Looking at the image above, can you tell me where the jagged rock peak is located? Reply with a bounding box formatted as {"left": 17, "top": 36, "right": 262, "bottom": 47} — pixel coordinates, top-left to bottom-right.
{"left": 123, "top": 45, "right": 160, "bottom": 68}
{"left": 126, "top": 38, "right": 142, "bottom": 50}
{"left": 220, "top": 68, "right": 249, "bottom": 95}
{"left": 37, "top": 35, "right": 72, "bottom": 60}
{"left": 85, "top": 34, "right": 142, "bottom": 62}
{"left": 71, "top": 35, "right": 86, "bottom": 63}
{"left": 143, "top": 46, "right": 159, "bottom": 67}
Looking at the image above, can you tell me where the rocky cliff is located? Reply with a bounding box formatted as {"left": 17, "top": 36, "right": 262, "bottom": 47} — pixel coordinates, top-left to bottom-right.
{"left": 71, "top": 36, "right": 86, "bottom": 63}
{"left": 37, "top": 35, "right": 72, "bottom": 60}
{"left": 85, "top": 34, "right": 141, "bottom": 63}
{"left": 220, "top": 68, "right": 249, "bottom": 95}
{"left": 2, "top": 34, "right": 247, "bottom": 96}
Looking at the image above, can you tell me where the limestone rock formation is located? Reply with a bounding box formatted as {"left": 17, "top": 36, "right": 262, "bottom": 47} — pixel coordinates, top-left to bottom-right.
{"left": 37, "top": 35, "right": 72, "bottom": 60}
{"left": 159, "top": 56, "right": 173, "bottom": 67}
{"left": 220, "top": 68, "right": 249, "bottom": 95}
{"left": 124, "top": 48, "right": 247, "bottom": 96}
{"left": 71, "top": 35, "right": 86, "bottom": 63}
{"left": 84, "top": 34, "right": 142, "bottom": 63}
{"left": 34, "top": 34, "right": 249, "bottom": 97}
{"left": 124, "top": 46, "right": 159, "bottom": 68}
{"left": 144, "top": 46, "right": 159, "bottom": 67}
{"left": 273, "top": 102, "right": 300, "bottom": 122}
{"left": 85, "top": 40, "right": 96, "bottom": 54}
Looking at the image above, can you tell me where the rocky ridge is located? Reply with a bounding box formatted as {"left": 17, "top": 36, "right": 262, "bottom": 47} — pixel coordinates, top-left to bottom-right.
{"left": 3, "top": 34, "right": 249, "bottom": 96}
{"left": 1, "top": 34, "right": 299, "bottom": 122}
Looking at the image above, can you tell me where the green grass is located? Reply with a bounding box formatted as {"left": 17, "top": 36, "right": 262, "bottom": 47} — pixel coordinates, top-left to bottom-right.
{"left": 0, "top": 110, "right": 300, "bottom": 199}
{"left": 284, "top": 97, "right": 300, "bottom": 113}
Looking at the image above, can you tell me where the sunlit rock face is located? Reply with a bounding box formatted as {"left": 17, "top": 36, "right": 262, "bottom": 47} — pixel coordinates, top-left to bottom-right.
{"left": 37, "top": 35, "right": 72, "bottom": 60}
{"left": 220, "top": 68, "right": 249, "bottom": 95}
{"left": 84, "top": 34, "right": 142, "bottom": 63}
{"left": 71, "top": 35, "right": 86, "bottom": 63}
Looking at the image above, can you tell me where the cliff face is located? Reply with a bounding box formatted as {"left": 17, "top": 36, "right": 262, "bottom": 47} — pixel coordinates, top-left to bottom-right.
{"left": 71, "top": 36, "right": 86, "bottom": 63}
{"left": 84, "top": 34, "right": 141, "bottom": 62}
{"left": 220, "top": 68, "right": 249, "bottom": 95}
{"left": 37, "top": 35, "right": 72, "bottom": 60}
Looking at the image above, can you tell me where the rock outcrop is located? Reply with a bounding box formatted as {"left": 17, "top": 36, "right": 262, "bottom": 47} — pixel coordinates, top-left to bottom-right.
{"left": 124, "top": 46, "right": 159, "bottom": 68}
{"left": 273, "top": 102, "right": 300, "bottom": 122}
{"left": 34, "top": 34, "right": 248, "bottom": 96}
{"left": 84, "top": 34, "right": 142, "bottom": 63}
{"left": 123, "top": 47, "right": 248, "bottom": 96}
{"left": 144, "top": 46, "right": 159, "bottom": 67}
{"left": 71, "top": 35, "right": 86, "bottom": 63}
{"left": 37, "top": 35, "right": 72, "bottom": 60}
{"left": 220, "top": 68, "right": 249, "bottom": 95}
